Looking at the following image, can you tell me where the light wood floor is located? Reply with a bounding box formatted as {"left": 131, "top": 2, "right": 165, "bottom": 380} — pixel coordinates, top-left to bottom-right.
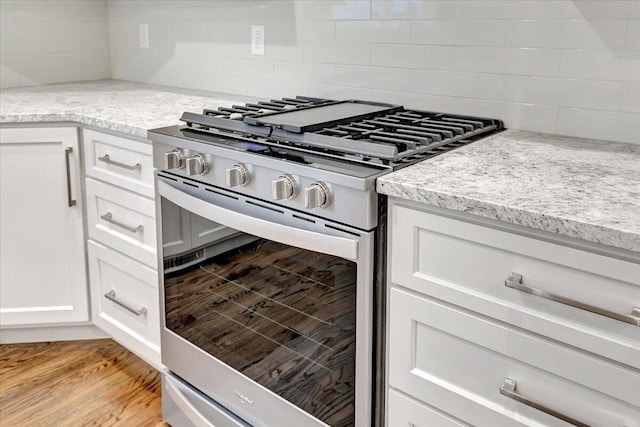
{"left": 0, "top": 339, "right": 169, "bottom": 427}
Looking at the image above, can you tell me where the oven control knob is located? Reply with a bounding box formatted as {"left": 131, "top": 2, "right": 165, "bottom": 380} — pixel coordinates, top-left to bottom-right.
{"left": 185, "top": 154, "right": 208, "bottom": 176}
{"left": 226, "top": 163, "right": 250, "bottom": 187}
{"left": 272, "top": 174, "right": 297, "bottom": 200}
{"left": 304, "top": 182, "right": 331, "bottom": 209}
{"left": 164, "top": 149, "right": 184, "bottom": 170}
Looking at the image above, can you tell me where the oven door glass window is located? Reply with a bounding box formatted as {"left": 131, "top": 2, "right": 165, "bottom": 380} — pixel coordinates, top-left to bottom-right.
{"left": 162, "top": 202, "right": 356, "bottom": 427}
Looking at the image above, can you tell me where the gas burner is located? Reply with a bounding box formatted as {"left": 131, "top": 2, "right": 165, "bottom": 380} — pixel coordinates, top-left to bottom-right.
{"left": 180, "top": 95, "right": 503, "bottom": 168}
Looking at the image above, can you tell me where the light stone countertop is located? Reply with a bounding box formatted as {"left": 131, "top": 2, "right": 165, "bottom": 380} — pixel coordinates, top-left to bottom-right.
{"left": 0, "top": 80, "right": 255, "bottom": 139}
{"left": 2, "top": 81, "right": 638, "bottom": 252}
{"left": 377, "top": 129, "right": 640, "bottom": 253}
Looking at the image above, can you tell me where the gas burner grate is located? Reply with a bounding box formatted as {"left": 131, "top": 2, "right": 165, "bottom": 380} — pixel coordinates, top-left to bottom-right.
{"left": 203, "top": 96, "right": 332, "bottom": 120}
{"left": 181, "top": 96, "right": 504, "bottom": 168}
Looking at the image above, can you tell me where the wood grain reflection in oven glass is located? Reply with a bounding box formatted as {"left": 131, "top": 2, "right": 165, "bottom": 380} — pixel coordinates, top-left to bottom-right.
{"left": 165, "top": 237, "right": 357, "bottom": 427}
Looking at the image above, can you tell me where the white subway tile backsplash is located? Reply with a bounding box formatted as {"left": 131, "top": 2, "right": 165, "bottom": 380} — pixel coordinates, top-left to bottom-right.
{"left": 371, "top": 44, "right": 454, "bottom": 70}
{"left": 302, "top": 41, "right": 370, "bottom": 65}
{"left": 621, "top": 82, "right": 640, "bottom": 113}
{"left": 0, "top": 5, "right": 17, "bottom": 23}
{"left": 411, "top": 20, "right": 505, "bottom": 46}
{"left": 563, "top": 1, "right": 640, "bottom": 20}
{"left": 504, "top": 77, "right": 624, "bottom": 111}
{"left": 454, "top": 47, "right": 561, "bottom": 77}
{"left": 456, "top": 1, "right": 564, "bottom": 20}
{"left": 410, "top": 1, "right": 456, "bottom": 20}
{"left": 411, "top": 70, "right": 505, "bottom": 99}
{"left": 558, "top": 108, "right": 640, "bottom": 143}
{"left": 560, "top": 50, "right": 640, "bottom": 82}
{"left": 300, "top": 0, "right": 370, "bottom": 21}
{"left": 1, "top": 1, "right": 109, "bottom": 89}
{"left": 371, "top": 0, "right": 411, "bottom": 20}
{"left": 628, "top": 21, "right": 640, "bottom": 50}
{"left": 274, "top": 61, "right": 335, "bottom": 84}
{"left": 5, "top": 0, "right": 639, "bottom": 144}
{"left": 336, "top": 20, "right": 410, "bottom": 44}
{"left": 335, "top": 65, "right": 373, "bottom": 88}
{"left": 336, "top": 65, "right": 415, "bottom": 92}
{"left": 303, "top": 82, "right": 372, "bottom": 100}
{"left": 506, "top": 20, "right": 628, "bottom": 49}
{"left": 217, "top": 58, "right": 274, "bottom": 79}
{"left": 295, "top": 21, "right": 336, "bottom": 41}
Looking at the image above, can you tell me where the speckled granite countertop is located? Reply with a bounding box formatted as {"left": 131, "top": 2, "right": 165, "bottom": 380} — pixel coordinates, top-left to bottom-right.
{"left": 378, "top": 129, "right": 640, "bottom": 253}
{"left": 0, "top": 80, "right": 255, "bottom": 139}
{"left": 3, "top": 82, "right": 638, "bottom": 252}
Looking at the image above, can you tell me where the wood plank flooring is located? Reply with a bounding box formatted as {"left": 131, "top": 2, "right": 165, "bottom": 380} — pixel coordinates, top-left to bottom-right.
{"left": 0, "top": 339, "right": 169, "bottom": 427}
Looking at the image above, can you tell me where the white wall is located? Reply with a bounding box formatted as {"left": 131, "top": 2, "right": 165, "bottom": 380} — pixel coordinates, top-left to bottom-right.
{"left": 0, "top": 0, "right": 110, "bottom": 89}
{"left": 107, "top": 0, "right": 640, "bottom": 143}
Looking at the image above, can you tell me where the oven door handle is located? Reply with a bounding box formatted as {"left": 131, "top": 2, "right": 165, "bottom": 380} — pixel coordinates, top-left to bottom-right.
{"left": 158, "top": 180, "right": 359, "bottom": 261}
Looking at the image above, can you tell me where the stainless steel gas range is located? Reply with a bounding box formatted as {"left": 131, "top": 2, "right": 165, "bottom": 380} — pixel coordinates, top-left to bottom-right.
{"left": 148, "top": 96, "right": 503, "bottom": 427}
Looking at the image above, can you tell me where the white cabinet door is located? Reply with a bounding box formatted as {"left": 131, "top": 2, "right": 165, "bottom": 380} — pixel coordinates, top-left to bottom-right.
{"left": 161, "top": 197, "right": 192, "bottom": 257}
{"left": 0, "top": 127, "right": 88, "bottom": 327}
{"left": 190, "top": 210, "right": 238, "bottom": 250}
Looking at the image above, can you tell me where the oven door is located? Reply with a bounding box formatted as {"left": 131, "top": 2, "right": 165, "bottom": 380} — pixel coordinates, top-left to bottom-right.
{"left": 156, "top": 173, "right": 374, "bottom": 427}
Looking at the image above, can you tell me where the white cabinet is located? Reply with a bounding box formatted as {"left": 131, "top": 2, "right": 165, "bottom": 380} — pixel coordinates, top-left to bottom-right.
{"left": 83, "top": 129, "right": 155, "bottom": 197}
{"left": 88, "top": 240, "right": 160, "bottom": 365}
{"left": 386, "top": 199, "right": 640, "bottom": 427}
{"left": 0, "top": 127, "right": 88, "bottom": 327}
{"left": 86, "top": 177, "right": 157, "bottom": 268}
{"left": 82, "top": 129, "right": 162, "bottom": 367}
{"left": 161, "top": 198, "right": 237, "bottom": 258}
{"left": 161, "top": 197, "right": 192, "bottom": 257}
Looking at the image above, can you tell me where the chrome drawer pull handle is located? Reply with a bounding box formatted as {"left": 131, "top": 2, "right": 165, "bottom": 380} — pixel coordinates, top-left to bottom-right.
{"left": 98, "top": 154, "right": 141, "bottom": 170}
{"left": 100, "top": 212, "right": 143, "bottom": 233}
{"left": 64, "top": 147, "right": 76, "bottom": 207}
{"left": 500, "top": 378, "right": 590, "bottom": 427}
{"left": 104, "top": 290, "right": 147, "bottom": 316}
{"left": 505, "top": 272, "right": 640, "bottom": 327}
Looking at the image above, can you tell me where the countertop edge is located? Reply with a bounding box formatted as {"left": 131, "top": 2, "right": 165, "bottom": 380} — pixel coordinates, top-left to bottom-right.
{"left": 377, "top": 179, "right": 640, "bottom": 254}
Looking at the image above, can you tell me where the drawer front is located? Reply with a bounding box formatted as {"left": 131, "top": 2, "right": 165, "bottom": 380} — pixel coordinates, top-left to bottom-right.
{"left": 389, "top": 287, "right": 640, "bottom": 427}
{"left": 88, "top": 240, "right": 161, "bottom": 368}
{"left": 86, "top": 178, "right": 157, "bottom": 268}
{"left": 391, "top": 204, "right": 640, "bottom": 368}
{"left": 83, "top": 129, "right": 154, "bottom": 197}
{"left": 388, "top": 390, "right": 467, "bottom": 427}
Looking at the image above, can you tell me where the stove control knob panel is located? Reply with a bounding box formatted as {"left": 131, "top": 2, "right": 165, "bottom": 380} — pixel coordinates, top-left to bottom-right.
{"left": 226, "top": 163, "right": 250, "bottom": 187}
{"left": 272, "top": 174, "right": 297, "bottom": 200}
{"left": 304, "top": 182, "right": 331, "bottom": 209}
{"left": 164, "top": 149, "right": 184, "bottom": 170}
{"left": 185, "top": 154, "right": 208, "bottom": 176}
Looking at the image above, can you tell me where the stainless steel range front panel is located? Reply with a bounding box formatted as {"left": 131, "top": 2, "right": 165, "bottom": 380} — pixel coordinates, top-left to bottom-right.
{"left": 156, "top": 173, "right": 374, "bottom": 427}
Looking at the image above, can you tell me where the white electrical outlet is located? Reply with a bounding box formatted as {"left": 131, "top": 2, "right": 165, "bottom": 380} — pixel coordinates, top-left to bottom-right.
{"left": 251, "top": 25, "right": 265, "bottom": 55}
{"left": 139, "top": 24, "right": 149, "bottom": 49}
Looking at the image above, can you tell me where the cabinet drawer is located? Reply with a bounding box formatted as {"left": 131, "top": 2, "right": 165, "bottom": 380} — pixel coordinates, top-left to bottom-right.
{"left": 388, "top": 390, "right": 466, "bottom": 427}
{"left": 86, "top": 178, "right": 157, "bottom": 268}
{"left": 389, "top": 287, "right": 640, "bottom": 427}
{"left": 83, "top": 129, "right": 154, "bottom": 197}
{"left": 391, "top": 205, "right": 640, "bottom": 368}
{"left": 88, "top": 240, "right": 161, "bottom": 368}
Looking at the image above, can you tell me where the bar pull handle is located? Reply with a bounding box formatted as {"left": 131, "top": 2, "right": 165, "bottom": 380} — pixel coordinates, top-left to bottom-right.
{"left": 64, "top": 147, "right": 76, "bottom": 207}
{"left": 100, "top": 212, "right": 143, "bottom": 233}
{"left": 505, "top": 272, "right": 640, "bottom": 327}
{"left": 500, "top": 378, "right": 591, "bottom": 427}
{"left": 98, "top": 154, "right": 141, "bottom": 170}
{"left": 104, "top": 290, "right": 147, "bottom": 316}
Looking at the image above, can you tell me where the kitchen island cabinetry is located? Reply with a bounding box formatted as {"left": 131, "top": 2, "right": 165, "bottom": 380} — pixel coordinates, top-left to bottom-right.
{"left": 83, "top": 129, "right": 162, "bottom": 368}
{"left": 385, "top": 199, "right": 640, "bottom": 427}
{"left": 0, "top": 127, "right": 89, "bottom": 328}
